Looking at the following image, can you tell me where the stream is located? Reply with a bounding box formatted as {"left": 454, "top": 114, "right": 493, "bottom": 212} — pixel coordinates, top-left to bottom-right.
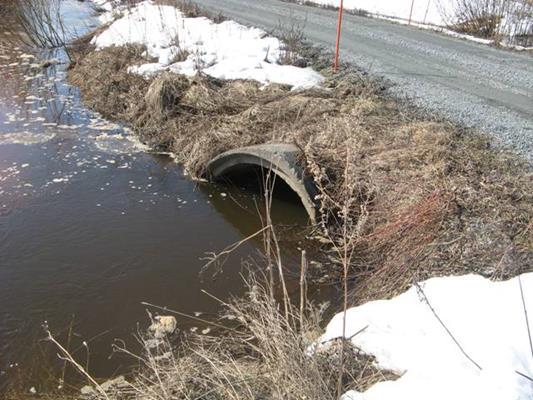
{"left": 0, "top": 1, "right": 321, "bottom": 391}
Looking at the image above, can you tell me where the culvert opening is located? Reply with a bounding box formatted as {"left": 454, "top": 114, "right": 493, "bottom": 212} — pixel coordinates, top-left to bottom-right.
{"left": 204, "top": 145, "right": 318, "bottom": 223}
{"left": 218, "top": 165, "right": 304, "bottom": 207}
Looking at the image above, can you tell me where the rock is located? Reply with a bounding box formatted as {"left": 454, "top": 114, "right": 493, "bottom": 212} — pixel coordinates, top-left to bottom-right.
{"left": 80, "top": 376, "right": 128, "bottom": 398}
{"left": 144, "top": 338, "right": 163, "bottom": 349}
{"left": 80, "top": 385, "right": 97, "bottom": 397}
{"left": 100, "top": 375, "right": 128, "bottom": 392}
{"left": 148, "top": 315, "right": 177, "bottom": 339}
{"left": 39, "top": 59, "right": 60, "bottom": 69}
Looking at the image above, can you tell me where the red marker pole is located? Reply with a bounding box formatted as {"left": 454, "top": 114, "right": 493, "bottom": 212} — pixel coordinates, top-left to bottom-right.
{"left": 333, "top": 0, "right": 344, "bottom": 72}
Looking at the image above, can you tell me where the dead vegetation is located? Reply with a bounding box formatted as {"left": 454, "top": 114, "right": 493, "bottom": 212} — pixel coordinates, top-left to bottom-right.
{"left": 11, "top": 270, "right": 393, "bottom": 400}
{"left": 442, "top": 0, "right": 533, "bottom": 45}
{"left": 2, "top": 0, "right": 78, "bottom": 61}
{"left": 69, "top": 40, "right": 532, "bottom": 305}
{"left": 6, "top": 24, "right": 532, "bottom": 400}
{"left": 106, "top": 274, "right": 394, "bottom": 400}
{"left": 275, "top": 17, "right": 308, "bottom": 66}
{"left": 4, "top": 212, "right": 395, "bottom": 400}
{"left": 7, "top": 1, "right": 531, "bottom": 399}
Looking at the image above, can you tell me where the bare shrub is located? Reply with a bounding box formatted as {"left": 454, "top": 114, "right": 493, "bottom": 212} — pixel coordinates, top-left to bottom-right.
{"left": 275, "top": 16, "right": 307, "bottom": 66}
{"left": 440, "top": 0, "right": 533, "bottom": 44}
{"left": 168, "top": 32, "right": 189, "bottom": 64}
{"left": 9, "top": 0, "right": 73, "bottom": 58}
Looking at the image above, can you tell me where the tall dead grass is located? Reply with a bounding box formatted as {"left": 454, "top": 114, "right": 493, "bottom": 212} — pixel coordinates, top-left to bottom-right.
{"left": 5, "top": 209, "right": 393, "bottom": 399}
{"left": 109, "top": 273, "right": 392, "bottom": 400}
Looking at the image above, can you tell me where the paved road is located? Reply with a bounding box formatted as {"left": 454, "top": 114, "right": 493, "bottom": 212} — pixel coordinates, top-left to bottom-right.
{"left": 194, "top": 0, "right": 533, "bottom": 161}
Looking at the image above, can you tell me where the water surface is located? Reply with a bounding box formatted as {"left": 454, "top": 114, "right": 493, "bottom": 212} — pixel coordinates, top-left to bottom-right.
{"left": 0, "top": 1, "right": 315, "bottom": 391}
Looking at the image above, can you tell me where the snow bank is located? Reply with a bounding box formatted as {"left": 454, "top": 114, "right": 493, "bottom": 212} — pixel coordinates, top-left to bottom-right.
{"left": 320, "top": 273, "right": 533, "bottom": 400}
{"left": 91, "top": 1, "right": 323, "bottom": 89}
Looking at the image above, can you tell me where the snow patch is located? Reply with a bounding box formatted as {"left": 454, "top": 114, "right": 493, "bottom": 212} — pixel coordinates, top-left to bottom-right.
{"left": 320, "top": 273, "right": 533, "bottom": 400}
{"left": 92, "top": 1, "right": 323, "bottom": 89}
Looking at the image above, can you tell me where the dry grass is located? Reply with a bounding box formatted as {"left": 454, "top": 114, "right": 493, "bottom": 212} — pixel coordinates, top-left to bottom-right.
{"left": 69, "top": 44, "right": 152, "bottom": 120}
{"left": 84, "top": 274, "right": 394, "bottom": 400}
{"left": 442, "top": 0, "right": 533, "bottom": 45}
{"left": 306, "top": 113, "right": 532, "bottom": 302}
{"left": 69, "top": 41, "right": 532, "bottom": 306}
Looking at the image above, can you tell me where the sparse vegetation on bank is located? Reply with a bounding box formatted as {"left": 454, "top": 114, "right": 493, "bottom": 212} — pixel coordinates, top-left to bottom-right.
{"left": 69, "top": 35, "right": 532, "bottom": 303}
{"left": 104, "top": 275, "right": 395, "bottom": 399}
{"left": 4, "top": 267, "right": 395, "bottom": 400}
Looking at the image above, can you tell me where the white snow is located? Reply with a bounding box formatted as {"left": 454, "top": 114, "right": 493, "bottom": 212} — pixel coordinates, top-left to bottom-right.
{"left": 320, "top": 273, "right": 533, "bottom": 400}
{"left": 92, "top": 1, "right": 323, "bottom": 89}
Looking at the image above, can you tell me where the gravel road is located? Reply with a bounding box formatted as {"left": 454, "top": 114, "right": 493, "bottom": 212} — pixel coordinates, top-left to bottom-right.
{"left": 193, "top": 0, "right": 533, "bottom": 161}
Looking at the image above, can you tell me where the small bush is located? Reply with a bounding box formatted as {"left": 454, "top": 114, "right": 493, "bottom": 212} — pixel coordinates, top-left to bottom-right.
{"left": 275, "top": 17, "right": 307, "bottom": 66}
{"left": 442, "top": 0, "right": 533, "bottom": 44}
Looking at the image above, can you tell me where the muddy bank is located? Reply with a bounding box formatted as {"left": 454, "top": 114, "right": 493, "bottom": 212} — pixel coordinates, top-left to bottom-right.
{"left": 69, "top": 33, "right": 532, "bottom": 304}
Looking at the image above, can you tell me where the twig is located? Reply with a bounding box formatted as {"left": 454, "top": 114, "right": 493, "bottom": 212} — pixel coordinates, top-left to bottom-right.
{"left": 515, "top": 369, "right": 533, "bottom": 382}
{"left": 46, "top": 330, "right": 110, "bottom": 400}
{"left": 60, "top": 317, "right": 74, "bottom": 386}
{"left": 200, "top": 289, "right": 231, "bottom": 307}
{"left": 263, "top": 167, "right": 290, "bottom": 322}
{"left": 320, "top": 325, "right": 369, "bottom": 345}
{"left": 337, "top": 149, "right": 353, "bottom": 398}
{"left": 415, "top": 282, "right": 482, "bottom": 371}
{"left": 299, "top": 249, "right": 307, "bottom": 328}
{"left": 518, "top": 275, "right": 533, "bottom": 358}
{"left": 201, "top": 225, "right": 271, "bottom": 273}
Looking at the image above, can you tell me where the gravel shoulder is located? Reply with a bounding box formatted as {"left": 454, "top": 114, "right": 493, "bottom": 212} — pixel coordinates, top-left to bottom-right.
{"left": 192, "top": 0, "right": 533, "bottom": 162}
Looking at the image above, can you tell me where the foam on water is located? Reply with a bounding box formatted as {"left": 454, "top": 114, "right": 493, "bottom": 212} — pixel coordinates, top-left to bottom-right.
{"left": 92, "top": 132, "right": 150, "bottom": 154}
{"left": 0, "top": 131, "right": 56, "bottom": 145}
